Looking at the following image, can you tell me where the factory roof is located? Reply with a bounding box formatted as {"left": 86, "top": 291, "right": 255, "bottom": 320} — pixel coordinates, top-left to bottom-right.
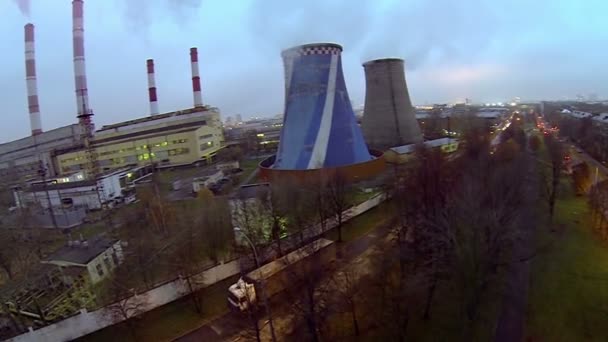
{"left": 93, "top": 123, "right": 204, "bottom": 146}
{"left": 98, "top": 106, "right": 215, "bottom": 132}
{"left": 0, "top": 124, "right": 82, "bottom": 158}
{"left": 389, "top": 137, "right": 457, "bottom": 155}
{"left": 29, "top": 179, "right": 97, "bottom": 191}
{"left": 43, "top": 236, "right": 119, "bottom": 266}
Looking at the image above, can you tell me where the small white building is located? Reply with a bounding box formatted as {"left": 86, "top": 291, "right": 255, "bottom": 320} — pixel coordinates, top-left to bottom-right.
{"left": 385, "top": 138, "right": 459, "bottom": 164}
{"left": 41, "top": 236, "right": 124, "bottom": 284}
{"left": 12, "top": 168, "right": 135, "bottom": 210}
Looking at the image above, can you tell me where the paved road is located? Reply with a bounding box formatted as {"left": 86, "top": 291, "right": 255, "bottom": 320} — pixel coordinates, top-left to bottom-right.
{"left": 174, "top": 218, "right": 395, "bottom": 342}
{"left": 494, "top": 135, "right": 539, "bottom": 342}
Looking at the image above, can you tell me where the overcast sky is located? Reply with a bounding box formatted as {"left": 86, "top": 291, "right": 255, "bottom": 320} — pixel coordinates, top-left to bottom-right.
{"left": 2, "top": 0, "right": 608, "bottom": 142}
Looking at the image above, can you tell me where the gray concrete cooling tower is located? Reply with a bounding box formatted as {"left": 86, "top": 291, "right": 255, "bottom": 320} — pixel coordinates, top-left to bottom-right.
{"left": 361, "top": 58, "right": 422, "bottom": 149}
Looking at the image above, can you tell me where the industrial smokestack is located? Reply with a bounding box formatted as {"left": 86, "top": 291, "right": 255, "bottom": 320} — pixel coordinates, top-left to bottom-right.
{"left": 24, "top": 23, "right": 42, "bottom": 136}
{"left": 361, "top": 58, "right": 422, "bottom": 149}
{"left": 275, "top": 43, "right": 371, "bottom": 170}
{"left": 72, "top": 0, "right": 91, "bottom": 123}
{"left": 190, "top": 47, "right": 203, "bottom": 107}
{"left": 147, "top": 59, "right": 159, "bottom": 115}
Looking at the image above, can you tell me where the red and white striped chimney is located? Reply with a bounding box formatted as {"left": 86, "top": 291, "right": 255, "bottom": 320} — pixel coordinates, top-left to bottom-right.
{"left": 190, "top": 47, "right": 203, "bottom": 107}
{"left": 24, "top": 23, "right": 42, "bottom": 136}
{"left": 72, "top": 0, "right": 90, "bottom": 121}
{"left": 147, "top": 59, "right": 159, "bottom": 115}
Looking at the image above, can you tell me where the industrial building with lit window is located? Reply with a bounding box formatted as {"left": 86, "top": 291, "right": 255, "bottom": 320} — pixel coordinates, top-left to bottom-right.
{"left": 1, "top": 3, "right": 223, "bottom": 185}
{"left": 56, "top": 106, "right": 224, "bottom": 175}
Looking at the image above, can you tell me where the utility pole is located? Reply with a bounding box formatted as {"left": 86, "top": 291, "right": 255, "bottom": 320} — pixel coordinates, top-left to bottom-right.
{"left": 595, "top": 166, "right": 599, "bottom": 186}
{"left": 38, "top": 160, "right": 57, "bottom": 229}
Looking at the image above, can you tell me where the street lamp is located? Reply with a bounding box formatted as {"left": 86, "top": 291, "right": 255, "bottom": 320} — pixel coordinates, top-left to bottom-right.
{"left": 233, "top": 227, "right": 277, "bottom": 342}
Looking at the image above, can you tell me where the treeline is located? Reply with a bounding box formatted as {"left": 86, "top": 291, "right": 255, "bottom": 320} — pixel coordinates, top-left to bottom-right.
{"left": 279, "top": 121, "right": 541, "bottom": 341}
{"left": 546, "top": 112, "right": 608, "bottom": 163}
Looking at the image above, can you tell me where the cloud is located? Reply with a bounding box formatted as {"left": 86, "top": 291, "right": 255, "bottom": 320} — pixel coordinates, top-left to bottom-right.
{"left": 245, "top": 0, "right": 500, "bottom": 70}
{"left": 118, "top": 0, "right": 204, "bottom": 32}
{"left": 423, "top": 64, "right": 506, "bottom": 85}
{"left": 13, "top": 0, "right": 30, "bottom": 16}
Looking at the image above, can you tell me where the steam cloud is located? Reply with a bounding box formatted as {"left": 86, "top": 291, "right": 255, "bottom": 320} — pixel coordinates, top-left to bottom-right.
{"left": 13, "top": 0, "right": 30, "bottom": 16}
{"left": 246, "top": 0, "right": 499, "bottom": 70}
{"left": 121, "top": 0, "right": 204, "bottom": 32}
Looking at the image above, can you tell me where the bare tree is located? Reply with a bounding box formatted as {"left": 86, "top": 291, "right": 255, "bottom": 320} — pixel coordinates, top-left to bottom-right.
{"left": 528, "top": 134, "right": 541, "bottom": 152}
{"left": 171, "top": 215, "right": 206, "bottom": 314}
{"left": 199, "top": 198, "right": 233, "bottom": 264}
{"left": 364, "top": 245, "right": 427, "bottom": 342}
{"left": 260, "top": 183, "right": 287, "bottom": 256}
{"left": 324, "top": 171, "right": 352, "bottom": 243}
{"left": 589, "top": 180, "right": 608, "bottom": 239}
{"left": 391, "top": 144, "right": 454, "bottom": 319}
{"left": 232, "top": 187, "right": 269, "bottom": 246}
{"left": 331, "top": 268, "right": 363, "bottom": 337}
{"left": 282, "top": 240, "right": 335, "bottom": 341}
{"left": 102, "top": 269, "right": 149, "bottom": 341}
{"left": 118, "top": 207, "right": 158, "bottom": 289}
{"left": 543, "top": 134, "right": 564, "bottom": 222}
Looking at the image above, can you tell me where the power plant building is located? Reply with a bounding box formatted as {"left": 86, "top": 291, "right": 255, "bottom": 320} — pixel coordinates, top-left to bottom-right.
{"left": 361, "top": 58, "right": 422, "bottom": 149}
{"left": 56, "top": 107, "right": 224, "bottom": 175}
{"left": 0, "top": 125, "right": 84, "bottom": 182}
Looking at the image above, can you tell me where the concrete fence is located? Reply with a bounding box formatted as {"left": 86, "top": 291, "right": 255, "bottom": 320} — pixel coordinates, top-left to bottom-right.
{"left": 8, "top": 193, "right": 386, "bottom": 342}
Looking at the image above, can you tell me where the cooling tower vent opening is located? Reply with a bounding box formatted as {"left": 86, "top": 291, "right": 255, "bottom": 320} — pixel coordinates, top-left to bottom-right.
{"left": 362, "top": 57, "right": 404, "bottom": 66}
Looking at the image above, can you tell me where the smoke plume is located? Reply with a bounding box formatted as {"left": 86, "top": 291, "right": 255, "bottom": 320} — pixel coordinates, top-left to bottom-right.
{"left": 13, "top": 0, "right": 30, "bottom": 16}
{"left": 120, "top": 0, "right": 204, "bottom": 32}
{"left": 246, "top": 0, "right": 499, "bottom": 70}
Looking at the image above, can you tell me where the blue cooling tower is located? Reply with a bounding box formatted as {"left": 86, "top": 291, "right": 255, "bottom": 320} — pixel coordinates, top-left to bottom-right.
{"left": 274, "top": 43, "right": 372, "bottom": 170}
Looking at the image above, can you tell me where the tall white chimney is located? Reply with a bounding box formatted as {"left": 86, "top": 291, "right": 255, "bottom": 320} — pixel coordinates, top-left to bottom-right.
{"left": 147, "top": 59, "right": 159, "bottom": 115}
{"left": 190, "top": 47, "right": 203, "bottom": 107}
{"left": 24, "top": 23, "right": 42, "bottom": 135}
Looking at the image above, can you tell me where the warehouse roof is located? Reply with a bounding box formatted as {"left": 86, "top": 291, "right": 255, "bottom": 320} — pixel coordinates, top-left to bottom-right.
{"left": 98, "top": 106, "right": 214, "bottom": 132}
{"left": 43, "top": 236, "right": 119, "bottom": 266}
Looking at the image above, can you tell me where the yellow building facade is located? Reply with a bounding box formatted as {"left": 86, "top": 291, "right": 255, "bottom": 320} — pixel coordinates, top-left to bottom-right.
{"left": 57, "top": 107, "right": 224, "bottom": 175}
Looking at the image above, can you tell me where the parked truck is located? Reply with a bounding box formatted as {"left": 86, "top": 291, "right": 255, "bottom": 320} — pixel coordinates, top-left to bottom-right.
{"left": 227, "top": 238, "right": 335, "bottom": 311}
